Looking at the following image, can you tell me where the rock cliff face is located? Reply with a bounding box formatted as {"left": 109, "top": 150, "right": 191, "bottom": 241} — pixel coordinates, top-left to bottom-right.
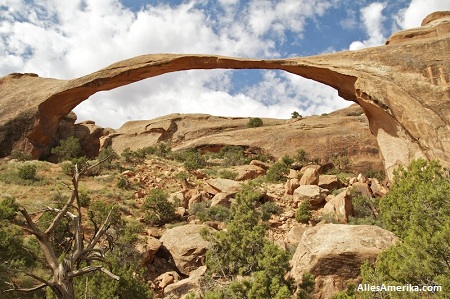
{"left": 107, "top": 104, "right": 383, "bottom": 174}
{"left": 1, "top": 11, "right": 449, "bottom": 178}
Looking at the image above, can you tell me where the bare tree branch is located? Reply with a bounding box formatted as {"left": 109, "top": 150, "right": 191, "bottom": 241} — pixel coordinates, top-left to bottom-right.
{"left": 18, "top": 208, "right": 42, "bottom": 237}
{"left": 3, "top": 282, "right": 47, "bottom": 293}
{"left": 85, "top": 206, "right": 116, "bottom": 253}
{"left": 69, "top": 265, "right": 120, "bottom": 281}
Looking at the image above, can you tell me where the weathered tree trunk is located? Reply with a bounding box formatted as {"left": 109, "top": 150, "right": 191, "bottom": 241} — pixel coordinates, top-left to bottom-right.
{"left": 52, "top": 260, "right": 75, "bottom": 299}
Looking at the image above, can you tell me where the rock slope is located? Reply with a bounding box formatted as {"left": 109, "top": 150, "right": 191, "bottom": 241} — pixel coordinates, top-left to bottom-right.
{"left": 104, "top": 104, "right": 383, "bottom": 174}
{"left": 1, "top": 11, "right": 449, "bottom": 179}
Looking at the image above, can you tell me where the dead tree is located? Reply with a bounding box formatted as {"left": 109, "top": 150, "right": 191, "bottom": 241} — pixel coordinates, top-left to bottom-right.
{"left": 3, "top": 161, "right": 119, "bottom": 299}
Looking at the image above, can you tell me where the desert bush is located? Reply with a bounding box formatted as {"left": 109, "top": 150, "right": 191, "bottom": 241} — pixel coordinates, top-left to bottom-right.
{"left": 219, "top": 145, "right": 247, "bottom": 166}
{"left": 78, "top": 191, "right": 91, "bottom": 208}
{"left": 261, "top": 201, "right": 282, "bottom": 221}
{"left": 281, "top": 155, "right": 294, "bottom": 166}
{"left": 202, "top": 185, "right": 292, "bottom": 298}
{"left": 360, "top": 159, "right": 450, "bottom": 298}
{"left": 295, "top": 201, "right": 312, "bottom": 224}
{"left": 116, "top": 176, "right": 131, "bottom": 189}
{"left": 347, "top": 191, "right": 380, "bottom": 226}
{"left": 331, "top": 156, "right": 351, "bottom": 171}
{"left": 291, "top": 111, "right": 301, "bottom": 119}
{"left": 192, "top": 202, "right": 231, "bottom": 222}
{"left": 247, "top": 117, "right": 263, "bottom": 128}
{"left": 218, "top": 169, "right": 238, "bottom": 180}
{"left": 295, "top": 149, "right": 309, "bottom": 164}
{"left": 51, "top": 136, "right": 82, "bottom": 162}
{"left": 10, "top": 149, "right": 32, "bottom": 161}
{"left": 182, "top": 150, "right": 207, "bottom": 171}
{"left": 362, "top": 168, "right": 386, "bottom": 181}
{"left": 97, "top": 146, "right": 119, "bottom": 171}
{"left": 142, "top": 189, "right": 176, "bottom": 226}
{"left": 17, "top": 163, "right": 37, "bottom": 180}
{"left": 266, "top": 162, "right": 290, "bottom": 183}
{"left": 297, "top": 272, "right": 315, "bottom": 299}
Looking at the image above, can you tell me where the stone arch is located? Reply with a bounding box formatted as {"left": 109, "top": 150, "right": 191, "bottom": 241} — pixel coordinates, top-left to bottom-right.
{"left": 0, "top": 11, "right": 449, "bottom": 179}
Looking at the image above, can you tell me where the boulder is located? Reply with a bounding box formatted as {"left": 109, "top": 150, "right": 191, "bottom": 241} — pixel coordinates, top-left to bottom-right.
{"left": 318, "top": 174, "right": 339, "bottom": 190}
{"left": 285, "top": 178, "right": 300, "bottom": 195}
{"left": 137, "top": 236, "right": 162, "bottom": 266}
{"left": 284, "top": 223, "right": 307, "bottom": 248}
{"left": 299, "top": 164, "right": 322, "bottom": 176}
{"left": 160, "top": 224, "right": 213, "bottom": 275}
{"left": 293, "top": 185, "right": 329, "bottom": 208}
{"left": 210, "top": 192, "right": 234, "bottom": 208}
{"left": 290, "top": 224, "right": 397, "bottom": 299}
{"left": 369, "top": 178, "right": 388, "bottom": 198}
{"left": 288, "top": 169, "right": 300, "bottom": 179}
{"left": 232, "top": 164, "right": 265, "bottom": 181}
{"left": 155, "top": 271, "right": 180, "bottom": 289}
{"left": 350, "top": 182, "right": 373, "bottom": 198}
{"left": 249, "top": 159, "right": 271, "bottom": 170}
{"left": 323, "top": 189, "right": 354, "bottom": 223}
{"left": 164, "top": 266, "right": 207, "bottom": 299}
{"left": 188, "top": 191, "right": 209, "bottom": 210}
{"left": 204, "top": 178, "right": 241, "bottom": 195}
{"left": 299, "top": 167, "right": 319, "bottom": 186}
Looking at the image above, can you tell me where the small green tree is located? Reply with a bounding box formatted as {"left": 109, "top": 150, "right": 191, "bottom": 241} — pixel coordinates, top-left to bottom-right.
{"left": 291, "top": 111, "right": 301, "bottom": 119}
{"left": 295, "top": 201, "right": 312, "bottom": 224}
{"left": 142, "top": 189, "right": 176, "bottom": 226}
{"left": 202, "top": 185, "right": 293, "bottom": 298}
{"left": 247, "top": 117, "right": 263, "bottom": 128}
{"left": 51, "top": 136, "right": 82, "bottom": 162}
{"left": 180, "top": 150, "right": 207, "bottom": 171}
{"left": 17, "top": 163, "right": 37, "bottom": 180}
{"left": 266, "top": 162, "right": 290, "bottom": 183}
{"left": 361, "top": 159, "right": 450, "bottom": 298}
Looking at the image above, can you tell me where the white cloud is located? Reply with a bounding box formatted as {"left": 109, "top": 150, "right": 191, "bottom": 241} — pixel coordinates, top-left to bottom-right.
{"left": 0, "top": 0, "right": 353, "bottom": 128}
{"left": 395, "top": 0, "right": 450, "bottom": 29}
{"left": 349, "top": 2, "right": 387, "bottom": 50}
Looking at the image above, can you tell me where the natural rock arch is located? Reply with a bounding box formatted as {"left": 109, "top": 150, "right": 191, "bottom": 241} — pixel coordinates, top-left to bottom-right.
{"left": 0, "top": 11, "right": 449, "bottom": 179}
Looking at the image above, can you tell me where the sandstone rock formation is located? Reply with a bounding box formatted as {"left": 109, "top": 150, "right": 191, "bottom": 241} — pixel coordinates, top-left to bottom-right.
{"left": 159, "top": 224, "right": 212, "bottom": 275}
{"left": 1, "top": 11, "right": 449, "bottom": 178}
{"left": 290, "top": 223, "right": 397, "bottom": 298}
{"left": 110, "top": 105, "right": 383, "bottom": 174}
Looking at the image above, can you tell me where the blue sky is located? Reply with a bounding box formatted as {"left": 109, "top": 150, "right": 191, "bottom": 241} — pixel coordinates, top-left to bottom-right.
{"left": 1, "top": 0, "right": 449, "bottom": 128}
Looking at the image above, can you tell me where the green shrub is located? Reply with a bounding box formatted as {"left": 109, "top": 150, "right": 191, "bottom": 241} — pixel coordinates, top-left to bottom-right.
{"left": 61, "top": 161, "right": 73, "bottom": 176}
{"left": 142, "top": 189, "right": 176, "bottom": 226}
{"left": 218, "top": 169, "right": 238, "bottom": 180}
{"left": 17, "top": 163, "right": 37, "bottom": 180}
{"left": 51, "top": 136, "right": 82, "bottom": 162}
{"left": 182, "top": 150, "right": 207, "bottom": 171}
{"left": 297, "top": 272, "right": 315, "bottom": 299}
{"left": 347, "top": 190, "right": 380, "bottom": 226}
{"left": 192, "top": 202, "right": 231, "bottom": 222}
{"left": 78, "top": 191, "right": 91, "bottom": 208}
{"left": 331, "top": 156, "right": 351, "bottom": 171}
{"left": 363, "top": 168, "right": 386, "bottom": 181}
{"left": 295, "top": 149, "right": 309, "bottom": 164}
{"left": 266, "top": 162, "right": 290, "bottom": 183}
{"left": 360, "top": 159, "right": 450, "bottom": 297}
{"left": 97, "top": 146, "right": 119, "bottom": 170}
{"left": 116, "top": 176, "right": 131, "bottom": 189}
{"left": 247, "top": 117, "right": 263, "bottom": 128}
{"left": 261, "top": 201, "right": 282, "bottom": 221}
{"left": 10, "top": 149, "right": 32, "bottom": 161}
{"left": 202, "top": 185, "right": 292, "bottom": 298}
{"left": 281, "top": 155, "right": 294, "bottom": 166}
{"left": 295, "top": 201, "right": 311, "bottom": 223}
{"left": 219, "top": 146, "right": 247, "bottom": 166}
{"left": 291, "top": 111, "right": 301, "bottom": 119}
